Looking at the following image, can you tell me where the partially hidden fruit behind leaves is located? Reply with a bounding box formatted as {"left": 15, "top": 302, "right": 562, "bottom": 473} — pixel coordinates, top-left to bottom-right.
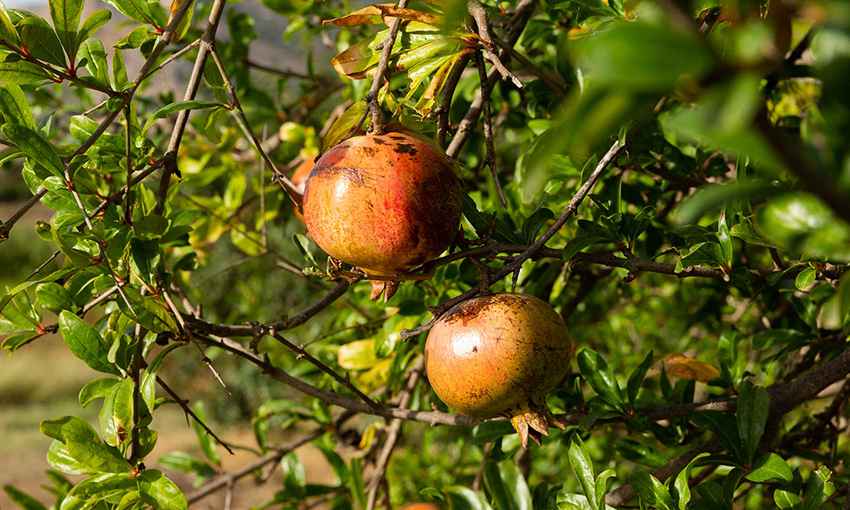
{"left": 424, "top": 293, "right": 574, "bottom": 447}
{"left": 291, "top": 158, "right": 315, "bottom": 222}
{"left": 302, "top": 130, "right": 463, "bottom": 300}
{"left": 400, "top": 504, "right": 441, "bottom": 510}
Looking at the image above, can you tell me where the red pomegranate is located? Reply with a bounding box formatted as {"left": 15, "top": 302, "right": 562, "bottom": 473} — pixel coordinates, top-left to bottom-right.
{"left": 302, "top": 131, "right": 462, "bottom": 299}
{"left": 424, "top": 293, "right": 573, "bottom": 447}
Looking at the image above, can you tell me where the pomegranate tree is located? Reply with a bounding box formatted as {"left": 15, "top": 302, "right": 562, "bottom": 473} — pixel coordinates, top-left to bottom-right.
{"left": 424, "top": 293, "right": 573, "bottom": 447}
{"left": 302, "top": 131, "right": 463, "bottom": 299}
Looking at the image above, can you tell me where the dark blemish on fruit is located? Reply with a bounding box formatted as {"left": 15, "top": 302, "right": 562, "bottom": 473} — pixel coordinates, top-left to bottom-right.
{"left": 373, "top": 137, "right": 387, "bottom": 145}
{"left": 443, "top": 294, "right": 521, "bottom": 325}
{"left": 395, "top": 143, "right": 417, "bottom": 156}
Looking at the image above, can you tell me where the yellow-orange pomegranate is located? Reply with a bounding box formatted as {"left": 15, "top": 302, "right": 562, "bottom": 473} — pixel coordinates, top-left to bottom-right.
{"left": 425, "top": 293, "right": 573, "bottom": 447}
{"left": 399, "top": 504, "right": 440, "bottom": 510}
{"left": 302, "top": 131, "right": 462, "bottom": 299}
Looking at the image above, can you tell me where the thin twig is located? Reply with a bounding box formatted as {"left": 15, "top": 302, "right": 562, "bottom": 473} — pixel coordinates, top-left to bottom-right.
{"left": 474, "top": 50, "right": 507, "bottom": 207}
{"left": 468, "top": 0, "right": 522, "bottom": 88}
{"left": 446, "top": 0, "right": 536, "bottom": 157}
{"left": 187, "top": 429, "right": 324, "bottom": 504}
{"left": 271, "top": 332, "right": 380, "bottom": 410}
{"left": 156, "top": 0, "right": 228, "bottom": 216}
{"left": 156, "top": 375, "right": 236, "bottom": 455}
{"left": 366, "top": 366, "right": 422, "bottom": 510}
{"left": 365, "top": 0, "right": 410, "bottom": 134}
{"left": 208, "top": 47, "right": 301, "bottom": 204}
{"left": 0, "top": 189, "right": 46, "bottom": 242}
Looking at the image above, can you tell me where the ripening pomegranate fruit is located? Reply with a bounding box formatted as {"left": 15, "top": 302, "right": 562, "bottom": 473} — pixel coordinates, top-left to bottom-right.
{"left": 425, "top": 293, "right": 573, "bottom": 447}
{"left": 290, "top": 158, "right": 314, "bottom": 222}
{"left": 302, "top": 131, "right": 462, "bottom": 300}
{"left": 400, "top": 504, "right": 440, "bottom": 510}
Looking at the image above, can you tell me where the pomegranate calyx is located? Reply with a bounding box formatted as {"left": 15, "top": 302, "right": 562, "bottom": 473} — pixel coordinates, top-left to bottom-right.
{"left": 509, "top": 404, "right": 565, "bottom": 449}
{"left": 369, "top": 279, "right": 399, "bottom": 301}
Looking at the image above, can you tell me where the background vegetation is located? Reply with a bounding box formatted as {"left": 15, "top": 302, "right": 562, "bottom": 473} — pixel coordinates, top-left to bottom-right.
{"left": 2, "top": 0, "right": 850, "bottom": 508}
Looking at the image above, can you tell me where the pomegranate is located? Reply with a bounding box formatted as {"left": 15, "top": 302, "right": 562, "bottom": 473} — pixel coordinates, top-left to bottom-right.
{"left": 290, "top": 158, "right": 314, "bottom": 222}
{"left": 302, "top": 131, "right": 463, "bottom": 300}
{"left": 424, "top": 293, "right": 573, "bottom": 447}
{"left": 400, "top": 504, "right": 440, "bottom": 510}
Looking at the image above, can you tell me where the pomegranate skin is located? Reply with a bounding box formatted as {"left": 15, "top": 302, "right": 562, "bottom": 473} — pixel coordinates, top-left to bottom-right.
{"left": 424, "top": 294, "right": 572, "bottom": 418}
{"left": 291, "top": 158, "right": 314, "bottom": 222}
{"left": 302, "top": 131, "right": 462, "bottom": 277}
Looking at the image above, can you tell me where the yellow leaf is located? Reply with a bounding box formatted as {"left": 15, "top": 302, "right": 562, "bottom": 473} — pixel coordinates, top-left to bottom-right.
{"left": 338, "top": 339, "right": 378, "bottom": 370}
{"left": 330, "top": 40, "right": 377, "bottom": 79}
{"left": 323, "top": 4, "right": 440, "bottom": 27}
{"left": 664, "top": 354, "right": 720, "bottom": 382}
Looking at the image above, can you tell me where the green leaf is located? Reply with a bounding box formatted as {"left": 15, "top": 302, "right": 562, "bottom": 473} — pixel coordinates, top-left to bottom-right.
{"left": 673, "top": 453, "right": 709, "bottom": 510}
{"left": 106, "top": 378, "right": 135, "bottom": 447}
{"left": 78, "top": 377, "right": 120, "bottom": 407}
{"left": 78, "top": 38, "right": 108, "bottom": 85}
{"left": 445, "top": 486, "right": 489, "bottom": 510}
{"left": 0, "top": 84, "right": 35, "bottom": 128}
{"left": 800, "top": 466, "right": 834, "bottom": 510}
{"left": 19, "top": 15, "right": 66, "bottom": 67}
{"left": 59, "top": 473, "right": 136, "bottom": 510}
{"left": 736, "top": 381, "right": 770, "bottom": 464}
{"left": 102, "top": 0, "right": 154, "bottom": 25}
{"left": 577, "top": 348, "right": 624, "bottom": 411}
{"left": 40, "top": 416, "right": 129, "bottom": 474}
{"left": 138, "top": 470, "right": 187, "bottom": 510}
{"left": 191, "top": 401, "right": 221, "bottom": 466}
{"left": 58, "top": 311, "right": 118, "bottom": 375}
{"left": 626, "top": 350, "right": 653, "bottom": 404}
{"left": 157, "top": 452, "right": 216, "bottom": 479}
{"left": 141, "top": 100, "right": 222, "bottom": 135}
{"left": 3, "top": 485, "right": 47, "bottom": 510}
{"left": 774, "top": 489, "right": 800, "bottom": 509}
{"left": 321, "top": 100, "right": 367, "bottom": 151}
{"left": 571, "top": 21, "right": 713, "bottom": 91}
{"left": 35, "top": 282, "right": 73, "bottom": 313}
{"left": 46, "top": 440, "right": 87, "bottom": 475}
{"left": 0, "top": 0, "right": 19, "bottom": 44}
{"left": 756, "top": 194, "right": 850, "bottom": 262}
{"left": 660, "top": 75, "right": 783, "bottom": 172}
{"left": 568, "top": 439, "right": 598, "bottom": 510}
{"left": 483, "top": 461, "right": 514, "bottom": 510}
{"left": 49, "top": 0, "right": 83, "bottom": 61}
{"left": 1, "top": 123, "right": 64, "bottom": 177}
{"left": 76, "top": 9, "right": 111, "bottom": 45}
{"left": 348, "top": 457, "right": 367, "bottom": 510}
{"left": 673, "top": 181, "right": 783, "bottom": 225}
{"left": 795, "top": 266, "right": 817, "bottom": 291}
{"left": 746, "top": 453, "right": 793, "bottom": 483}
{"left": 0, "top": 61, "right": 49, "bottom": 85}
{"left": 594, "top": 469, "right": 616, "bottom": 510}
